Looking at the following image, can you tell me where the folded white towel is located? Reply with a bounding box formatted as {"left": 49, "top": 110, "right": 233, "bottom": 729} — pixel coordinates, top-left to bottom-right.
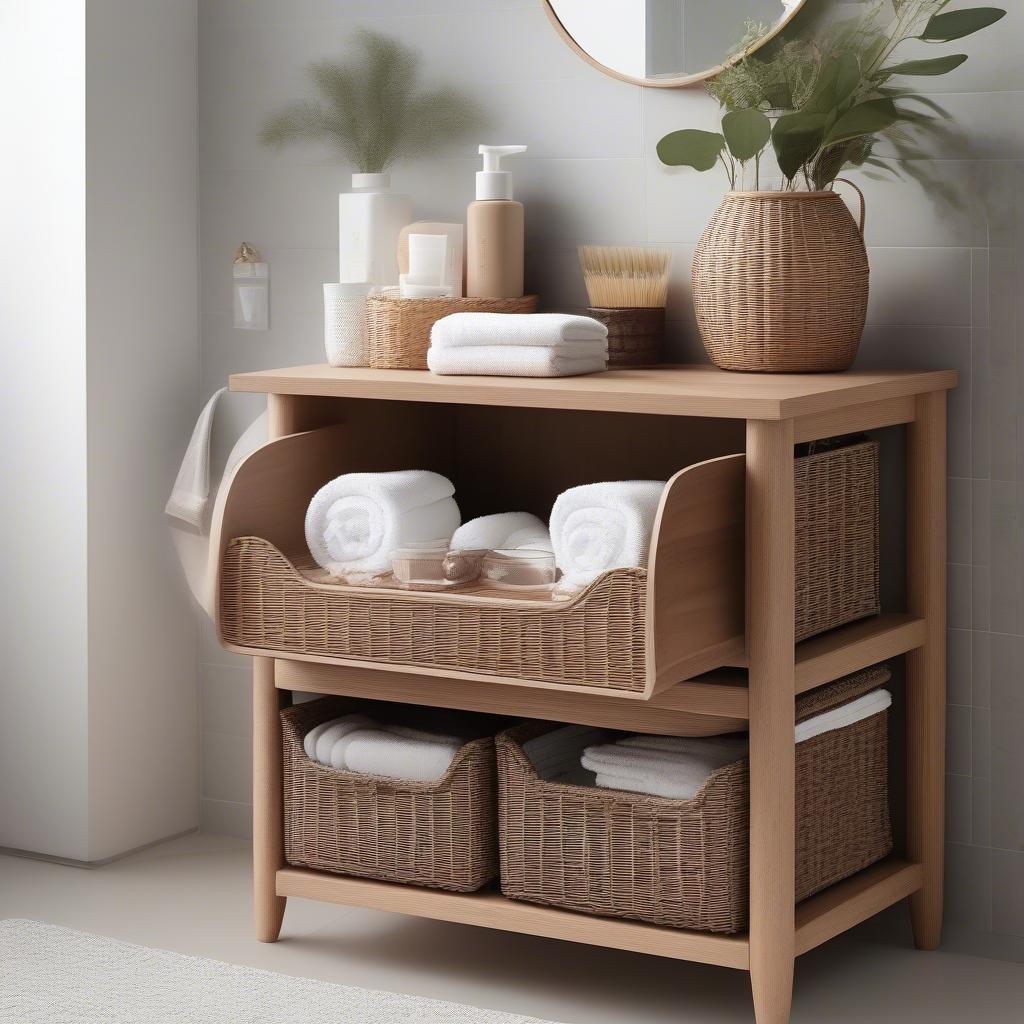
{"left": 313, "top": 715, "right": 377, "bottom": 765}
{"left": 305, "top": 470, "right": 460, "bottom": 575}
{"left": 344, "top": 730, "right": 462, "bottom": 782}
{"left": 431, "top": 312, "right": 608, "bottom": 350}
{"left": 450, "top": 512, "right": 550, "bottom": 553}
{"left": 582, "top": 743, "right": 740, "bottom": 800}
{"left": 303, "top": 715, "right": 374, "bottom": 760}
{"left": 550, "top": 480, "right": 666, "bottom": 587}
{"left": 593, "top": 772, "right": 706, "bottom": 800}
{"left": 522, "top": 725, "right": 608, "bottom": 781}
{"left": 427, "top": 344, "right": 607, "bottom": 378}
{"left": 618, "top": 734, "right": 748, "bottom": 762}
{"left": 165, "top": 387, "right": 227, "bottom": 529}
{"left": 795, "top": 688, "right": 892, "bottom": 743}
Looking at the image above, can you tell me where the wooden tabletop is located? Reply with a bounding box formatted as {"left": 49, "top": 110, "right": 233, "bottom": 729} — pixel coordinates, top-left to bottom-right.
{"left": 230, "top": 364, "right": 957, "bottom": 420}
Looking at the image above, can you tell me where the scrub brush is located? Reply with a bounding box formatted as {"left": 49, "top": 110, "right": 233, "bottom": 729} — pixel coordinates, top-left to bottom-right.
{"left": 577, "top": 246, "right": 672, "bottom": 366}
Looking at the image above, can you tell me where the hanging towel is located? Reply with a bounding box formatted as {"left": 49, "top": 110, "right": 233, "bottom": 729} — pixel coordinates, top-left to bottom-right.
{"left": 450, "top": 512, "right": 550, "bottom": 553}
{"left": 431, "top": 312, "right": 608, "bottom": 350}
{"left": 550, "top": 480, "right": 665, "bottom": 588}
{"left": 344, "top": 730, "right": 462, "bottom": 782}
{"left": 165, "top": 387, "right": 227, "bottom": 529}
{"left": 427, "top": 343, "right": 606, "bottom": 378}
{"left": 305, "top": 470, "right": 460, "bottom": 576}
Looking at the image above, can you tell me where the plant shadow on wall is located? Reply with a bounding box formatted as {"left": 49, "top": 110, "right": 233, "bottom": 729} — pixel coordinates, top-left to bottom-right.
{"left": 654, "top": 1, "right": 1005, "bottom": 375}
{"left": 261, "top": 28, "right": 488, "bottom": 175}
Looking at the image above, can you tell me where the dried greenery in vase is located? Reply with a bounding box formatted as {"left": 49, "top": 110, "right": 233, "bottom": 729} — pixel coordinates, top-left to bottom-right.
{"left": 261, "top": 28, "right": 489, "bottom": 172}
{"left": 657, "top": 2, "right": 1005, "bottom": 192}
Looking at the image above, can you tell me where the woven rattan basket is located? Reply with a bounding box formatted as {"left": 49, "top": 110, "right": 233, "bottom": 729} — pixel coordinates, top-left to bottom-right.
{"left": 366, "top": 291, "right": 539, "bottom": 369}
{"left": 692, "top": 186, "right": 869, "bottom": 373}
{"left": 587, "top": 307, "right": 665, "bottom": 367}
{"left": 220, "top": 439, "right": 879, "bottom": 690}
{"left": 497, "top": 665, "right": 893, "bottom": 933}
{"left": 281, "top": 698, "right": 499, "bottom": 892}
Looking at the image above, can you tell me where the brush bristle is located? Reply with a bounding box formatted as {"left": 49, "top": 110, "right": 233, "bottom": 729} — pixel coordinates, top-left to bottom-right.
{"left": 578, "top": 245, "right": 672, "bottom": 308}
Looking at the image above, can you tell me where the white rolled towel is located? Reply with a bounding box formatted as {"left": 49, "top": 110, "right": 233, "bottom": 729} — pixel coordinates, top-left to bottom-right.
{"left": 303, "top": 714, "right": 375, "bottom": 761}
{"left": 427, "top": 344, "right": 606, "bottom": 378}
{"left": 450, "top": 512, "right": 550, "bottom": 552}
{"left": 344, "top": 730, "right": 462, "bottom": 782}
{"left": 431, "top": 312, "right": 608, "bottom": 350}
{"left": 305, "top": 470, "right": 460, "bottom": 575}
{"left": 550, "top": 480, "right": 666, "bottom": 587}
{"left": 581, "top": 744, "right": 739, "bottom": 800}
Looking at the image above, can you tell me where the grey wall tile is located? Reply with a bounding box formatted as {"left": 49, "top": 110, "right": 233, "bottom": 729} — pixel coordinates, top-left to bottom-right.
{"left": 973, "top": 479, "right": 991, "bottom": 568}
{"left": 947, "top": 705, "right": 973, "bottom": 777}
{"left": 974, "top": 778, "right": 991, "bottom": 848}
{"left": 949, "top": 477, "right": 972, "bottom": 566}
{"left": 946, "top": 774, "right": 973, "bottom": 845}
{"left": 945, "top": 842, "right": 993, "bottom": 932}
{"left": 866, "top": 248, "right": 972, "bottom": 328}
{"left": 973, "top": 709, "right": 991, "bottom": 781}
{"left": 990, "top": 635, "right": 1024, "bottom": 852}
{"left": 973, "top": 631, "right": 992, "bottom": 709}
{"left": 948, "top": 562, "right": 972, "bottom": 632}
{"left": 992, "top": 851, "right": 1024, "bottom": 937}
{"left": 972, "top": 326, "right": 991, "bottom": 480}
{"left": 989, "top": 483, "right": 1024, "bottom": 636}
{"left": 948, "top": 628, "right": 972, "bottom": 707}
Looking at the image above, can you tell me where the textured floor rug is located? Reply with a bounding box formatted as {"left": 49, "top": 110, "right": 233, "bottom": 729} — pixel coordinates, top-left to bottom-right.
{"left": 0, "top": 919, "right": 561, "bottom": 1023}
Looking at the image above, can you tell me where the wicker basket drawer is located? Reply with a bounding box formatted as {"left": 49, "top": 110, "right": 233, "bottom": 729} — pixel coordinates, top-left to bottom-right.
{"left": 496, "top": 665, "right": 893, "bottom": 934}
{"left": 217, "top": 423, "right": 879, "bottom": 697}
{"left": 281, "top": 699, "right": 500, "bottom": 892}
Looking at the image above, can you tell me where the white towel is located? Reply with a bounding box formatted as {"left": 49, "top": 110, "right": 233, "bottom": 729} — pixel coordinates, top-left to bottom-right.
{"left": 450, "top": 512, "right": 549, "bottom": 553}
{"left": 522, "top": 725, "right": 608, "bottom": 782}
{"left": 344, "top": 730, "right": 462, "bottom": 782}
{"left": 795, "top": 688, "right": 892, "bottom": 743}
{"left": 431, "top": 312, "right": 608, "bottom": 350}
{"left": 165, "top": 387, "right": 227, "bottom": 529}
{"left": 427, "top": 344, "right": 606, "bottom": 378}
{"left": 550, "top": 480, "right": 665, "bottom": 587}
{"left": 303, "top": 714, "right": 375, "bottom": 761}
{"left": 618, "top": 734, "right": 748, "bottom": 762}
{"left": 582, "top": 743, "right": 740, "bottom": 800}
{"left": 305, "top": 470, "right": 460, "bottom": 575}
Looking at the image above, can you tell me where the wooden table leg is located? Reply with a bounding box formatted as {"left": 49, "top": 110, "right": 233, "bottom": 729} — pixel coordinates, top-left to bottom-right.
{"left": 906, "top": 392, "right": 947, "bottom": 949}
{"left": 253, "top": 656, "right": 287, "bottom": 942}
{"left": 746, "top": 419, "right": 796, "bottom": 1024}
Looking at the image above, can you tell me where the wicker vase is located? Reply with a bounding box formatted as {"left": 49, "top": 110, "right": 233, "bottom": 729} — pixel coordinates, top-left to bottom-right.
{"left": 692, "top": 186, "right": 869, "bottom": 373}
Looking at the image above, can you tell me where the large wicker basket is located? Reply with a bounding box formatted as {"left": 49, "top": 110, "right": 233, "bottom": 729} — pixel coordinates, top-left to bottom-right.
{"left": 497, "top": 665, "right": 893, "bottom": 933}
{"left": 367, "top": 291, "right": 539, "bottom": 369}
{"left": 220, "top": 439, "right": 879, "bottom": 691}
{"left": 281, "top": 698, "right": 499, "bottom": 892}
{"left": 692, "top": 187, "right": 869, "bottom": 373}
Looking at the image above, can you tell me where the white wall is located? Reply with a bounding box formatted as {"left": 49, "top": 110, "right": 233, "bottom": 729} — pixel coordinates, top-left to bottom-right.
{"left": 85, "top": 0, "right": 200, "bottom": 861}
{"left": 0, "top": 1, "right": 199, "bottom": 861}
{"left": 196, "top": 0, "right": 1023, "bottom": 955}
{"left": 0, "top": 1, "right": 90, "bottom": 860}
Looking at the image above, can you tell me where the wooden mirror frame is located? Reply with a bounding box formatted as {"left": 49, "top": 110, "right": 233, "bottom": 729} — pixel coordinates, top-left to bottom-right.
{"left": 542, "top": 0, "right": 809, "bottom": 88}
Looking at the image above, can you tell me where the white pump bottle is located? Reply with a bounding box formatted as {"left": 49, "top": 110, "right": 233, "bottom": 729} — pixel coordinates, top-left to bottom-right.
{"left": 466, "top": 145, "right": 527, "bottom": 298}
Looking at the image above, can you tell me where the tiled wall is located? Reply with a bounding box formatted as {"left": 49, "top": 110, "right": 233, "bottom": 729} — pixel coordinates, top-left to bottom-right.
{"left": 197, "top": 0, "right": 1023, "bottom": 954}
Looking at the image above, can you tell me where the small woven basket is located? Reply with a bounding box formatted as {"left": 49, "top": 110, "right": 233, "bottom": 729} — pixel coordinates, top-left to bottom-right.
{"left": 366, "top": 291, "right": 539, "bottom": 369}
{"left": 281, "top": 697, "right": 499, "bottom": 892}
{"left": 692, "top": 185, "right": 869, "bottom": 373}
{"left": 587, "top": 307, "right": 665, "bottom": 367}
{"left": 497, "top": 665, "right": 893, "bottom": 933}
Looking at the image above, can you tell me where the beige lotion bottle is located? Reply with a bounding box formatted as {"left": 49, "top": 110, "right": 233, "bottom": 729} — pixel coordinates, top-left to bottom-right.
{"left": 467, "top": 145, "right": 527, "bottom": 298}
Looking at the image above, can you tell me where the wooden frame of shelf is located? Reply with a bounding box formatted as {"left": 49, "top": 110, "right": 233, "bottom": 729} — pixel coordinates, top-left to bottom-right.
{"left": 232, "top": 363, "right": 954, "bottom": 1024}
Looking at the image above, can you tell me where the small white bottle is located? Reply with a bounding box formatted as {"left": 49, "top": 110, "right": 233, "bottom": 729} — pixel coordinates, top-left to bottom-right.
{"left": 233, "top": 242, "right": 269, "bottom": 330}
{"left": 338, "top": 172, "right": 413, "bottom": 286}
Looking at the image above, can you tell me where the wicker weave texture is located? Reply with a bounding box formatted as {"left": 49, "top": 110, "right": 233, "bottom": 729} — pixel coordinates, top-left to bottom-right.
{"left": 497, "top": 666, "right": 893, "bottom": 933}
{"left": 220, "top": 442, "right": 878, "bottom": 688}
{"left": 281, "top": 698, "right": 499, "bottom": 891}
{"left": 367, "top": 292, "right": 539, "bottom": 369}
{"left": 692, "top": 192, "right": 869, "bottom": 373}
{"left": 586, "top": 307, "right": 665, "bottom": 367}
{"left": 795, "top": 440, "right": 880, "bottom": 641}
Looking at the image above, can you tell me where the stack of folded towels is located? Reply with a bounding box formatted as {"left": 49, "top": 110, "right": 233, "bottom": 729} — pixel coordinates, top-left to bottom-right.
{"left": 523, "top": 688, "right": 893, "bottom": 799}
{"left": 303, "top": 713, "right": 464, "bottom": 782}
{"left": 427, "top": 312, "right": 608, "bottom": 378}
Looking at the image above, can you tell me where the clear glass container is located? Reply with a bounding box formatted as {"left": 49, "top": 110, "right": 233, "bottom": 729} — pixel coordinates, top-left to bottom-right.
{"left": 480, "top": 549, "right": 557, "bottom": 590}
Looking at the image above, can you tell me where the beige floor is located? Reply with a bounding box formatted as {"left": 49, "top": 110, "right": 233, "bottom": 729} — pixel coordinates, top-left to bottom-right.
{"left": 2, "top": 833, "right": 1022, "bottom": 1024}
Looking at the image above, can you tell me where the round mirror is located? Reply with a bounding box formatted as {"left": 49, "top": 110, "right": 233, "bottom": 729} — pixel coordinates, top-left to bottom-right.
{"left": 543, "top": 0, "right": 808, "bottom": 88}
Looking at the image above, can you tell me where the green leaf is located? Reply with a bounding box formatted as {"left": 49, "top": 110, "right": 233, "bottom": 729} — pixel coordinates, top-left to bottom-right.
{"left": 882, "top": 54, "right": 968, "bottom": 76}
{"left": 772, "top": 111, "right": 828, "bottom": 180}
{"left": 823, "top": 98, "right": 900, "bottom": 148}
{"left": 656, "top": 129, "right": 726, "bottom": 171}
{"left": 921, "top": 7, "right": 1006, "bottom": 42}
{"left": 722, "top": 108, "right": 771, "bottom": 162}
{"left": 805, "top": 53, "right": 862, "bottom": 114}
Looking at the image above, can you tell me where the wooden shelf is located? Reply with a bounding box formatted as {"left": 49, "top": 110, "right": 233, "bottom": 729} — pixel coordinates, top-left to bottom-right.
{"left": 272, "top": 612, "right": 924, "bottom": 733}
{"left": 275, "top": 858, "right": 921, "bottom": 971}
{"left": 230, "top": 363, "right": 956, "bottom": 422}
